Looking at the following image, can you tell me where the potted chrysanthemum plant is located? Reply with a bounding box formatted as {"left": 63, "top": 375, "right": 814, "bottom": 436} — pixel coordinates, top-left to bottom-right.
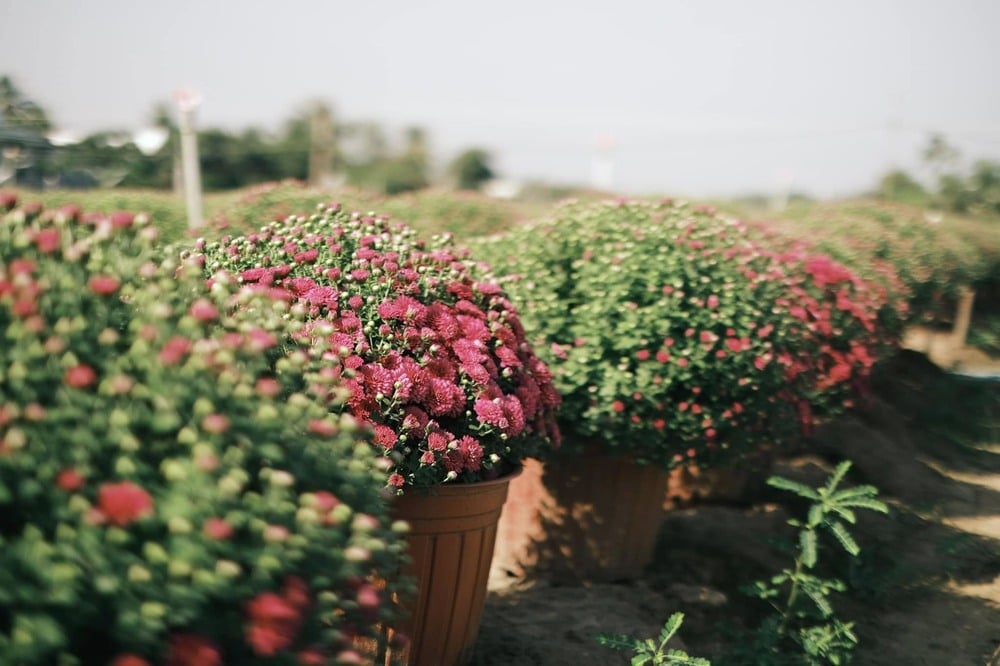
{"left": 477, "top": 199, "right": 895, "bottom": 581}
{"left": 0, "top": 196, "right": 408, "bottom": 665}
{"left": 190, "top": 203, "right": 561, "bottom": 665}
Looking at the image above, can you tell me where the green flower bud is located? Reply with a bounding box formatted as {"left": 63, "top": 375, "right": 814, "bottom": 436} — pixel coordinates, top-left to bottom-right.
{"left": 168, "top": 559, "right": 192, "bottom": 577}
{"left": 192, "top": 569, "right": 215, "bottom": 587}
{"left": 167, "top": 517, "right": 193, "bottom": 534}
{"left": 257, "top": 554, "right": 281, "bottom": 572}
{"left": 95, "top": 575, "right": 118, "bottom": 594}
{"left": 215, "top": 559, "right": 241, "bottom": 578}
{"left": 114, "top": 457, "right": 136, "bottom": 476}
{"left": 50, "top": 563, "right": 78, "bottom": 584}
{"left": 161, "top": 460, "right": 187, "bottom": 481}
{"left": 192, "top": 397, "right": 214, "bottom": 417}
{"left": 55, "top": 523, "right": 77, "bottom": 541}
{"left": 296, "top": 507, "right": 319, "bottom": 525}
{"left": 256, "top": 404, "right": 280, "bottom": 421}
{"left": 128, "top": 565, "right": 152, "bottom": 583}
{"left": 143, "top": 542, "right": 169, "bottom": 564}
{"left": 177, "top": 427, "right": 198, "bottom": 445}
{"left": 4, "top": 427, "right": 26, "bottom": 450}
{"left": 67, "top": 495, "right": 90, "bottom": 513}
{"left": 331, "top": 504, "right": 352, "bottom": 524}
{"left": 118, "top": 434, "right": 140, "bottom": 452}
{"left": 8, "top": 362, "right": 28, "bottom": 381}
{"left": 140, "top": 601, "right": 167, "bottom": 619}
{"left": 105, "top": 527, "right": 130, "bottom": 545}
{"left": 218, "top": 475, "right": 243, "bottom": 496}
{"left": 269, "top": 470, "right": 294, "bottom": 487}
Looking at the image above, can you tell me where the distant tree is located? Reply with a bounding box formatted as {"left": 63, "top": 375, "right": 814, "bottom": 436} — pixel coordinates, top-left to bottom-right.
{"left": 449, "top": 148, "right": 494, "bottom": 191}
{"left": 0, "top": 76, "right": 51, "bottom": 131}
{"left": 968, "top": 160, "right": 1000, "bottom": 214}
{"left": 877, "top": 168, "right": 929, "bottom": 205}
{"left": 922, "top": 133, "right": 960, "bottom": 178}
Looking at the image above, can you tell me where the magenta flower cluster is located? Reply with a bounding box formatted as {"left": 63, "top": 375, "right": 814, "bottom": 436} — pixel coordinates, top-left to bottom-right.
{"left": 193, "top": 205, "right": 561, "bottom": 489}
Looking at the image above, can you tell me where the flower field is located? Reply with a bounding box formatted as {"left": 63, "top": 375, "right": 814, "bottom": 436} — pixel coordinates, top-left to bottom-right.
{"left": 2, "top": 184, "right": 999, "bottom": 665}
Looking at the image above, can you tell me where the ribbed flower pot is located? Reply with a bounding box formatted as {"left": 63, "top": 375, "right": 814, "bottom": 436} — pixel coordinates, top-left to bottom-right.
{"left": 388, "top": 471, "right": 517, "bottom": 666}
{"left": 665, "top": 447, "right": 776, "bottom": 508}
{"left": 493, "top": 455, "right": 668, "bottom": 583}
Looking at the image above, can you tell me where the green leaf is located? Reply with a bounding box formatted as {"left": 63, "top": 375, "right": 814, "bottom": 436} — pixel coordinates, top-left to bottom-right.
{"left": 659, "top": 613, "right": 684, "bottom": 644}
{"left": 803, "top": 585, "right": 834, "bottom": 617}
{"left": 835, "top": 497, "right": 889, "bottom": 513}
{"left": 829, "top": 485, "right": 880, "bottom": 502}
{"left": 800, "top": 529, "right": 818, "bottom": 568}
{"left": 632, "top": 654, "right": 651, "bottom": 666}
{"left": 830, "top": 506, "right": 857, "bottom": 525}
{"left": 825, "top": 461, "right": 852, "bottom": 491}
{"left": 825, "top": 520, "right": 860, "bottom": 556}
{"left": 597, "top": 633, "right": 639, "bottom": 651}
{"left": 767, "top": 476, "right": 820, "bottom": 500}
{"left": 807, "top": 504, "right": 824, "bottom": 529}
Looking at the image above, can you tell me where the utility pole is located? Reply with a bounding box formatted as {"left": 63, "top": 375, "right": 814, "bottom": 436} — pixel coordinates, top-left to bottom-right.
{"left": 175, "top": 88, "right": 204, "bottom": 229}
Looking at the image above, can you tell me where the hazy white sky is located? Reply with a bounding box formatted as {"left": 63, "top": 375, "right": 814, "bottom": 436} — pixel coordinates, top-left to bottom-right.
{"left": 2, "top": 0, "right": 999, "bottom": 196}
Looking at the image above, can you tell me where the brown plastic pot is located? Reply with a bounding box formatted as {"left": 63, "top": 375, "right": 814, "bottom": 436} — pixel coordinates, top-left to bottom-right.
{"left": 387, "top": 470, "right": 517, "bottom": 666}
{"left": 493, "top": 455, "right": 668, "bottom": 583}
{"left": 664, "top": 447, "right": 776, "bottom": 508}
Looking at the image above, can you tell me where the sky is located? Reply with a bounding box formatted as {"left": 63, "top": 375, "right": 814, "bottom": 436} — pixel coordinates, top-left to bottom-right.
{"left": 2, "top": 0, "right": 999, "bottom": 198}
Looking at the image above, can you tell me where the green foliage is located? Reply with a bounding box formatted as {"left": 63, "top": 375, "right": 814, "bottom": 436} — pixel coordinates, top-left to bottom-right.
{"left": 478, "top": 200, "right": 892, "bottom": 469}
{"left": 597, "top": 613, "right": 711, "bottom": 666}
{"left": 448, "top": 148, "right": 495, "bottom": 191}
{"left": 876, "top": 169, "right": 929, "bottom": 207}
{"left": 937, "top": 160, "right": 1000, "bottom": 217}
{"left": 7, "top": 188, "right": 189, "bottom": 244}
{"left": 0, "top": 199, "right": 408, "bottom": 663}
{"left": 757, "top": 199, "right": 1000, "bottom": 322}
{"left": 734, "top": 461, "right": 889, "bottom": 665}
{"left": 207, "top": 180, "right": 522, "bottom": 240}
{"left": 0, "top": 76, "right": 51, "bottom": 131}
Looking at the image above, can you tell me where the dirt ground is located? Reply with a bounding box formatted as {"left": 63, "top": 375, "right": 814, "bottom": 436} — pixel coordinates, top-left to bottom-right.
{"left": 468, "top": 330, "right": 1000, "bottom": 665}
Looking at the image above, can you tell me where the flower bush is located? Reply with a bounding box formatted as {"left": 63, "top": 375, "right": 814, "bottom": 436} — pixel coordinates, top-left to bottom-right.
{"left": 191, "top": 204, "right": 561, "bottom": 490}
{"left": 758, "top": 200, "right": 1000, "bottom": 322}
{"left": 208, "top": 180, "right": 522, "bottom": 241}
{"left": 477, "top": 199, "right": 896, "bottom": 469}
{"left": 0, "top": 195, "right": 408, "bottom": 665}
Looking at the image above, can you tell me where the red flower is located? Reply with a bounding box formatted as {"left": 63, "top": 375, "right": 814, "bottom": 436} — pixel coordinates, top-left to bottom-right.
{"left": 256, "top": 377, "right": 281, "bottom": 397}
{"left": 33, "top": 228, "right": 61, "bottom": 254}
{"left": 201, "top": 413, "right": 230, "bottom": 434}
{"left": 612, "top": 400, "right": 626, "bottom": 413}
{"left": 245, "top": 592, "right": 302, "bottom": 656}
{"left": 97, "top": 481, "right": 154, "bottom": 526}
{"left": 635, "top": 349, "right": 650, "bottom": 361}
{"left": 110, "top": 211, "right": 135, "bottom": 229}
{"left": 373, "top": 424, "right": 398, "bottom": 449}
{"left": 166, "top": 633, "right": 222, "bottom": 666}
{"left": 188, "top": 298, "right": 219, "bottom": 322}
{"left": 65, "top": 364, "right": 97, "bottom": 389}
{"left": 56, "top": 468, "right": 85, "bottom": 492}
{"left": 0, "top": 190, "right": 17, "bottom": 211}
{"left": 308, "top": 419, "right": 339, "bottom": 437}
{"left": 159, "top": 336, "right": 192, "bottom": 365}
{"left": 88, "top": 275, "right": 121, "bottom": 295}
{"left": 203, "top": 517, "right": 234, "bottom": 540}
{"left": 111, "top": 655, "right": 151, "bottom": 666}
{"left": 297, "top": 650, "right": 325, "bottom": 665}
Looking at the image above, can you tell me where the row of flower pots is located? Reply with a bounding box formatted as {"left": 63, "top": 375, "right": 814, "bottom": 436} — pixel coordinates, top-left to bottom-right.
{"left": 1, "top": 193, "right": 908, "bottom": 665}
